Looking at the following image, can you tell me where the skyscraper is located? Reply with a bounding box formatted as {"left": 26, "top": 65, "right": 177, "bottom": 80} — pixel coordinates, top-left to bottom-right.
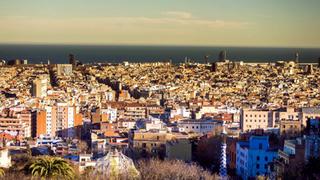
{"left": 295, "top": 52, "right": 299, "bottom": 64}
{"left": 69, "top": 54, "right": 76, "bottom": 66}
{"left": 204, "top": 55, "right": 209, "bottom": 64}
{"left": 219, "top": 50, "right": 227, "bottom": 62}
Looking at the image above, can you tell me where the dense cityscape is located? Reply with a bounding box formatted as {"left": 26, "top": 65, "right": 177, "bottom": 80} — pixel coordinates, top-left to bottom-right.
{"left": 1, "top": 0, "right": 320, "bottom": 179}
{"left": 0, "top": 52, "right": 320, "bottom": 179}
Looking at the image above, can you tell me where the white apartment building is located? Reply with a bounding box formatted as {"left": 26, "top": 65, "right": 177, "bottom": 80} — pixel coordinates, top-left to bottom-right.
{"left": 44, "top": 106, "right": 56, "bottom": 136}
{"left": 178, "top": 119, "right": 219, "bottom": 134}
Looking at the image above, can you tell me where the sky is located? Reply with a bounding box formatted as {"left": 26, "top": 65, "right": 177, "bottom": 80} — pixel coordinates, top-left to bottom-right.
{"left": 0, "top": 0, "right": 319, "bottom": 47}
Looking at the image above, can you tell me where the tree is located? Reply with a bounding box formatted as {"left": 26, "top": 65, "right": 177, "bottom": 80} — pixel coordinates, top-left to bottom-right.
{"left": 137, "top": 159, "right": 218, "bottom": 180}
{"left": 29, "top": 156, "right": 75, "bottom": 179}
{"left": 0, "top": 167, "right": 4, "bottom": 177}
{"left": 195, "top": 135, "right": 222, "bottom": 172}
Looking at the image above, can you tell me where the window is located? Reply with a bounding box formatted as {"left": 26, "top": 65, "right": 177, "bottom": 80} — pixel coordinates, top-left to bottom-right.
{"left": 256, "top": 164, "right": 260, "bottom": 169}
{"left": 265, "top": 156, "right": 268, "bottom": 161}
{"left": 259, "top": 143, "right": 263, "bottom": 149}
{"left": 257, "top": 156, "right": 260, "bottom": 161}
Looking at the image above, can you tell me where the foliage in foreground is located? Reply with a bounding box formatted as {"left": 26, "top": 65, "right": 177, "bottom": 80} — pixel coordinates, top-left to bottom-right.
{"left": 29, "top": 156, "right": 75, "bottom": 179}
{"left": 0, "top": 168, "right": 4, "bottom": 177}
{"left": 136, "top": 159, "right": 218, "bottom": 180}
{"left": 80, "top": 158, "right": 218, "bottom": 180}
{"left": 2, "top": 155, "right": 219, "bottom": 180}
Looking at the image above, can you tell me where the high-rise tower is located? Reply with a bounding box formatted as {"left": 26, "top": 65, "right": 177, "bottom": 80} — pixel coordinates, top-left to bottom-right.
{"left": 69, "top": 54, "right": 76, "bottom": 66}
{"left": 204, "top": 55, "right": 209, "bottom": 64}
{"left": 219, "top": 50, "right": 227, "bottom": 62}
{"left": 295, "top": 52, "right": 299, "bottom": 64}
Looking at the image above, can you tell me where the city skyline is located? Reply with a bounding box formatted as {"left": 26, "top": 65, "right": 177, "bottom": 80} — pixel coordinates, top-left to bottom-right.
{"left": 0, "top": 0, "right": 320, "bottom": 48}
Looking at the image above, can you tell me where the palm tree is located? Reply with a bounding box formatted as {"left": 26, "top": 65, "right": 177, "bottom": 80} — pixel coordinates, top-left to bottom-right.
{"left": 29, "top": 156, "right": 75, "bottom": 179}
{"left": 0, "top": 167, "right": 5, "bottom": 177}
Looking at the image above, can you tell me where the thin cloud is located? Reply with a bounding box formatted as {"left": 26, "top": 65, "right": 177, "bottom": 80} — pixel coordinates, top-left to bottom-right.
{"left": 0, "top": 12, "right": 249, "bottom": 30}
{"left": 163, "top": 11, "right": 193, "bottom": 19}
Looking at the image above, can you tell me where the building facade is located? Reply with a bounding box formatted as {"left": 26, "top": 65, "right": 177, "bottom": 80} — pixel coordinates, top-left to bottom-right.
{"left": 236, "top": 136, "right": 277, "bottom": 179}
{"left": 240, "top": 109, "right": 274, "bottom": 132}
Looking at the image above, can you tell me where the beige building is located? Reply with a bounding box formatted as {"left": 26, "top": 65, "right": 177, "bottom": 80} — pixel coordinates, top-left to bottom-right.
{"left": 56, "top": 64, "right": 73, "bottom": 76}
{"left": 32, "top": 75, "right": 48, "bottom": 98}
{"left": 240, "top": 109, "right": 274, "bottom": 132}
{"left": 124, "top": 103, "right": 146, "bottom": 120}
{"left": 130, "top": 130, "right": 174, "bottom": 157}
{"left": 279, "top": 120, "right": 302, "bottom": 137}
{"left": 275, "top": 107, "right": 301, "bottom": 122}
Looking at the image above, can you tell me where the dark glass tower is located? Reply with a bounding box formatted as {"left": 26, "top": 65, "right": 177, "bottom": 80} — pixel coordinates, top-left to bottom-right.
{"left": 219, "top": 50, "right": 227, "bottom": 62}
{"left": 69, "top": 54, "right": 76, "bottom": 66}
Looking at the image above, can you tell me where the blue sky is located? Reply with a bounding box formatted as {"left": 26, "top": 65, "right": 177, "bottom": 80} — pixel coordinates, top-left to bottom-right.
{"left": 0, "top": 0, "right": 319, "bottom": 47}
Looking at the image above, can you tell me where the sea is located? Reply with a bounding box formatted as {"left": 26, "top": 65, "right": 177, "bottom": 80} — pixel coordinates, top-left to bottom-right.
{"left": 0, "top": 44, "right": 319, "bottom": 64}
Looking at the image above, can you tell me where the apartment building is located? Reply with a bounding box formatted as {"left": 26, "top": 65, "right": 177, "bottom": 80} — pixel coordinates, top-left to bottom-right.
{"left": 124, "top": 103, "right": 146, "bottom": 120}
{"left": 178, "top": 119, "right": 220, "bottom": 134}
{"left": 33, "top": 103, "right": 82, "bottom": 138}
{"left": 0, "top": 109, "right": 32, "bottom": 139}
{"left": 129, "top": 130, "right": 172, "bottom": 158}
{"left": 274, "top": 139, "right": 305, "bottom": 178}
{"left": 236, "top": 136, "right": 277, "bottom": 179}
{"left": 241, "top": 107, "right": 320, "bottom": 132}
{"left": 240, "top": 109, "right": 274, "bottom": 132}
{"left": 31, "top": 75, "right": 48, "bottom": 98}
{"left": 279, "top": 120, "right": 302, "bottom": 137}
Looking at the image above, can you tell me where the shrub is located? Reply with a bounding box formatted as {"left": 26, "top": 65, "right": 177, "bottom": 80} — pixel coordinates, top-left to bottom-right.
{"left": 136, "top": 159, "right": 218, "bottom": 180}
